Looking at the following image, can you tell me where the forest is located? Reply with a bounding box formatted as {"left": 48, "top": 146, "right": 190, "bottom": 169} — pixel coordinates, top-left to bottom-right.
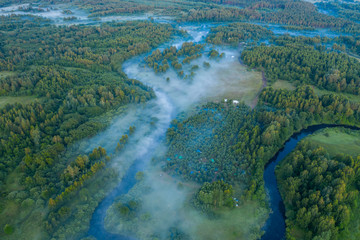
{"left": 206, "top": 23, "right": 273, "bottom": 46}
{"left": 277, "top": 140, "right": 360, "bottom": 239}
{"left": 1, "top": 0, "right": 360, "bottom": 239}
{"left": 241, "top": 42, "right": 360, "bottom": 94}
{"left": 0, "top": 15, "right": 176, "bottom": 239}
{"left": 316, "top": 1, "right": 360, "bottom": 23}
{"left": 0, "top": 18, "right": 174, "bottom": 185}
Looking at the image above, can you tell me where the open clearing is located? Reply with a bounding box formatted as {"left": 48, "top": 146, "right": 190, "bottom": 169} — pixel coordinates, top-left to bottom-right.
{"left": 272, "top": 80, "right": 296, "bottom": 91}
{"left": 208, "top": 62, "right": 263, "bottom": 106}
{"left": 306, "top": 128, "right": 360, "bottom": 156}
{"left": 0, "top": 96, "right": 40, "bottom": 108}
{"left": 313, "top": 86, "right": 360, "bottom": 103}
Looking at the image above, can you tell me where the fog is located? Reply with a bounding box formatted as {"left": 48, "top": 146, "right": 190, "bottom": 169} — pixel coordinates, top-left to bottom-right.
{"left": 1, "top": 2, "right": 353, "bottom": 239}
{"left": 252, "top": 22, "right": 347, "bottom": 38}
{"left": 123, "top": 27, "right": 262, "bottom": 113}
{"left": 104, "top": 161, "right": 268, "bottom": 240}
{"left": 0, "top": 5, "right": 270, "bottom": 236}
{"left": 104, "top": 163, "right": 197, "bottom": 239}
{"left": 0, "top": 3, "right": 88, "bottom": 22}
{"left": 83, "top": 22, "right": 266, "bottom": 239}
{"left": 74, "top": 90, "right": 173, "bottom": 155}
{"left": 0, "top": 3, "right": 173, "bottom": 25}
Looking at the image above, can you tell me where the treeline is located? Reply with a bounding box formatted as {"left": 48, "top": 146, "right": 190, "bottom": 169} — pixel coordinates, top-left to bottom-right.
{"left": 191, "top": 0, "right": 296, "bottom": 8}
{"left": 5, "top": 0, "right": 360, "bottom": 34}
{"left": 3, "top": 0, "right": 208, "bottom": 18}
{"left": 241, "top": 44, "right": 360, "bottom": 94}
{"left": 3, "top": 0, "right": 360, "bottom": 34}
{"left": 270, "top": 24, "right": 360, "bottom": 57}
{"left": 260, "top": 86, "right": 360, "bottom": 122}
{"left": 84, "top": 1, "right": 153, "bottom": 17}
{"left": 252, "top": 1, "right": 353, "bottom": 29}
{"left": 45, "top": 146, "right": 108, "bottom": 232}
{"left": 277, "top": 141, "right": 360, "bottom": 239}
{"left": 44, "top": 126, "right": 135, "bottom": 239}
{"left": 266, "top": 34, "right": 359, "bottom": 63}
{"left": 48, "top": 147, "right": 108, "bottom": 207}
{"left": 0, "top": 15, "right": 50, "bottom": 31}
{"left": 11, "top": 0, "right": 153, "bottom": 17}
{"left": 182, "top": 7, "right": 246, "bottom": 22}
{"left": 0, "top": 66, "right": 152, "bottom": 105}
{"left": 270, "top": 34, "right": 332, "bottom": 46}
{"left": 206, "top": 22, "right": 273, "bottom": 46}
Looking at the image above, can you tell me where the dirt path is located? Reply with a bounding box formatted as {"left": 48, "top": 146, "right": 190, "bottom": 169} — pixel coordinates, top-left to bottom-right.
{"left": 250, "top": 71, "right": 267, "bottom": 109}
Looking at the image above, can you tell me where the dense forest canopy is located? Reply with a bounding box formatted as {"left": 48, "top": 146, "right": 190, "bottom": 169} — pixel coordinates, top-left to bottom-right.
{"left": 241, "top": 43, "right": 360, "bottom": 94}
{"left": 277, "top": 140, "right": 360, "bottom": 239}
{"left": 206, "top": 22, "right": 273, "bottom": 45}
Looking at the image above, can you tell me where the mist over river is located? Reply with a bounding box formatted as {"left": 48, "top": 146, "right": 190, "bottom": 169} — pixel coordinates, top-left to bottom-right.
{"left": 1, "top": 0, "right": 360, "bottom": 239}
{"left": 3, "top": 5, "right": 350, "bottom": 239}
{"left": 81, "top": 18, "right": 348, "bottom": 240}
{"left": 83, "top": 22, "right": 268, "bottom": 239}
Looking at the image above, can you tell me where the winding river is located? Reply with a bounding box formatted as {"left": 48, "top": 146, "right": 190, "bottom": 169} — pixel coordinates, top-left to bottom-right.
{"left": 261, "top": 124, "right": 360, "bottom": 240}
{"left": 2, "top": 3, "right": 358, "bottom": 239}
{"left": 80, "top": 19, "right": 356, "bottom": 240}
{"left": 86, "top": 22, "right": 262, "bottom": 239}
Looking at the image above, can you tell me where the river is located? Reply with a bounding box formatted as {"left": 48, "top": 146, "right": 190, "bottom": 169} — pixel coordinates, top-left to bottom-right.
{"left": 8, "top": 5, "right": 353, "bottom": 238}
{"left": 84, "top": 22, "right": 355, "bottom": 240}
{"left": 261, "top": 124, "right": 360, "bottom": 240}
{"left": 1, "top": 2, "right": 359, "bottom": 239}
{"left": 85, "top": 22, "right": 259, "bottom": 239}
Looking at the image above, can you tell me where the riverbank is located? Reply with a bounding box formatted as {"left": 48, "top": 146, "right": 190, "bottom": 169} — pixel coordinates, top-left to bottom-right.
{"left": 262, "top": 124, "right": 360, "bottom": 240}
{"left": 276, "top": 126, "right": 360, "bottom": 239}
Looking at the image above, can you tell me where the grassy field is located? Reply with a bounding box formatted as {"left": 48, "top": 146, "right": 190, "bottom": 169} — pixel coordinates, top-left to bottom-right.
{"left": 271, "top": 80, "right": 295, "bottom": 90}
{"left": 0, "top": 96, "right": 40, "bottom": 108}
{"left": 207, "top": 62, "right": 263, "bottom": 106}
{"left": 313, "top": 86, "right": 360, "bottom": 103}
{"left": 306, "top": 127, "right": 360, "bottom": 156}
{"left": 0, "top": 71, "right": 16, "bottom": 79}
{"left": 194, "top": 201, "right": 268, "bottom": 240}
{"left": 270, "top": 80, "right": 360, "bottom": 103}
